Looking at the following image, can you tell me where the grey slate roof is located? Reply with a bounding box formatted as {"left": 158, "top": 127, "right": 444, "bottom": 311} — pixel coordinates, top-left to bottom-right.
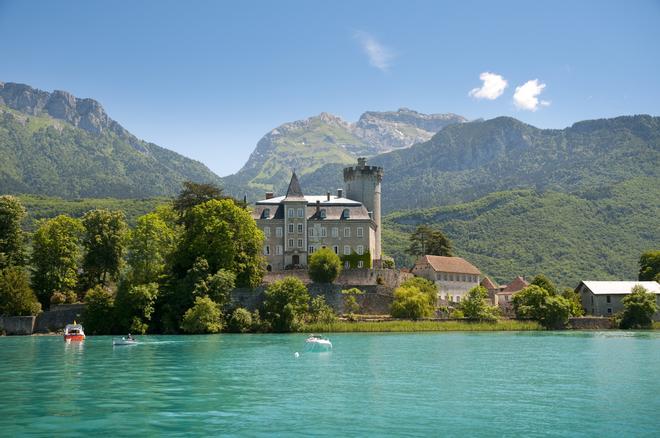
{"left": 252, "top": 204, "right": 372, "bottom": 221}
{"left": 283, "top": 172, "right": 306, "bottom": 201}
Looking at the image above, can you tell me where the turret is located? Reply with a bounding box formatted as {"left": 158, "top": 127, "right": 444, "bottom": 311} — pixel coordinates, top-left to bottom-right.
{"left": 343, "top": 157, "right": 383, "bottom": 261}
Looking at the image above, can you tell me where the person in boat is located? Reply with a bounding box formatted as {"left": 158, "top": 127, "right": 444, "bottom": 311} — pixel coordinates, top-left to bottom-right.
{"left": 127, "top": 333, "right": 133, "bottom": 340}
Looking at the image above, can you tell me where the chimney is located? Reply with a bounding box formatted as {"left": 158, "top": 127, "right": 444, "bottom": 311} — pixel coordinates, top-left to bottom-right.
{"left": 326, "top": 191, "right": 331, "bottom": 201}
{"left": 316, "top": 200, "right": 320, "bottom": 214}
{"left": 265, "top": 191, "right": 274, "bottom": 199}
{"left": 337, "top": 188, "right": 343, "bottom": 198}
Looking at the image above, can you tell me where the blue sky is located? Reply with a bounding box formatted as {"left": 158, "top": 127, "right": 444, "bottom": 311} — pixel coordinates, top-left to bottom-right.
{"left": 1, "top": 0, "right": 659, "bottom": 176}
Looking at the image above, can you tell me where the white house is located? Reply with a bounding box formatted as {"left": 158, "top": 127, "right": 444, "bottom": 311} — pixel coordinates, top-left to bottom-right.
{"left": 576, "top": 281, "right": 660, "bottom": 319}
{"left": 412, "top": 255, "right": 481, "bottom": 303}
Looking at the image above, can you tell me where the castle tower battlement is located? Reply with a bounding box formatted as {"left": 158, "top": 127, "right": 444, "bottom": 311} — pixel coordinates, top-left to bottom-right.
{"left": 343, "top": 157, "right": 383, "bottom": 261}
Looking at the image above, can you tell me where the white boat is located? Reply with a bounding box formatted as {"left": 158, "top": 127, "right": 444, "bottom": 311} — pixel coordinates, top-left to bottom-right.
{"left": 113, "top": 336, "right": 138, "bottom": 346}
{"left": 304, "top": 335, "right": 332, "bottom": 352}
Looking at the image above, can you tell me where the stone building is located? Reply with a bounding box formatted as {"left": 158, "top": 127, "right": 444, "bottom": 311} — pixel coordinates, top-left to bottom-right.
{"left": 493, "top": 276, "right": 529, "bottom": 312}
{"left": 252, "top": 158, "right": 383, "bottom": 271}
{"left": 411, "top": 255, "right": 481, "bottom": 303}
{"left": 576, "top": 281, "right": 660, "bottom": 320}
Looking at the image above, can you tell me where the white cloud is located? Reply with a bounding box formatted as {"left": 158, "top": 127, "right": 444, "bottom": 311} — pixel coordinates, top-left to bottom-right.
{"left": 513, "top": 79, "right": 550, "bottom": 111}
{"left": 468, "top": 72, "right": 508, "bottom": 100}
{"left": 355, "top": 31, "right": 393, "bottom": 72}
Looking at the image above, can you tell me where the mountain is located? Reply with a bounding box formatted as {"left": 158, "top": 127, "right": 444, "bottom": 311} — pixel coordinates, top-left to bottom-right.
{"left": 383, "top": 177, "right": 660, "bottom": 287}
{"left": 0, "top": 82, "right": 222, "bottom": 198}
{"left": 221, "top": 108, "right": 466, "bottom": 199}
{"left": 300, "top": 115, "right": 660, "bottom": 213}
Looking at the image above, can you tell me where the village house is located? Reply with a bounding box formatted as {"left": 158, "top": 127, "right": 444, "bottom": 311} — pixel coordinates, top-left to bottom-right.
{"left": 481, "top": 276, "right": 530, "bottom": 312}
{"left": 252, "top": 158, "right": 383, "bottom": 272}
{"left": 576, "top": 281, "right": 660, "bottom": 320}
{"left": 412, "top": 255, "right": 481, "bottom": 303}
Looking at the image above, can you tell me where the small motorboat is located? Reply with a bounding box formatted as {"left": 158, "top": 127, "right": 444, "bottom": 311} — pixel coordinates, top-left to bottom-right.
{"left": 304, "top": 334, "right": 332, "bottom": 352}
{"left": 113, "top": 336, "right": 138, "bottom": 346}
{"left": 63, "top": 321, "right": 85, "bottom": 342}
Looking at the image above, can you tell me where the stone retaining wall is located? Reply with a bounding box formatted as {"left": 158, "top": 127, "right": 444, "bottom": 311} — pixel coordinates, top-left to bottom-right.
{"left": 34, "top": 304, "right": 85, "bottom": 333}
{"left": 568, "top": 317, "right": 615, "bottom": 330}
{"left": 0, "top": 316, "right": 36, "bottom": 335}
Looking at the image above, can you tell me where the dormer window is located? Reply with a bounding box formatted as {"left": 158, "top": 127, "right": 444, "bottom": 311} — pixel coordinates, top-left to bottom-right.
{"left": 342, "top": 208, "right": 350, "bottom": 219}
{"left": 261, "top": 208, "right": 271, "bottom": 219}
{"left": 320, "top": 209, "right": 326, "bottom": 219}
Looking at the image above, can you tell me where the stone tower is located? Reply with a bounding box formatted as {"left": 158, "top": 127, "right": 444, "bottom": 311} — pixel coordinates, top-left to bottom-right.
{"left": 343, "top": 157, "right": 383, "bottom": 262}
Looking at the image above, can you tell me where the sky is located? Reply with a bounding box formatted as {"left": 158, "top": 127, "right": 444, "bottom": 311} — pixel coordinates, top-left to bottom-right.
{"left": 1, "top": 0, "right": 659, "bottom": 176}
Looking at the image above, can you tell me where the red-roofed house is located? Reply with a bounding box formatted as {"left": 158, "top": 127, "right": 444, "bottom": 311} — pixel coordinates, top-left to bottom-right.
{"left": 412, "top": 255, "right": 481, "bottom": 303}
{"left": 495, "top": 276, "right": 529, "bottom": 313}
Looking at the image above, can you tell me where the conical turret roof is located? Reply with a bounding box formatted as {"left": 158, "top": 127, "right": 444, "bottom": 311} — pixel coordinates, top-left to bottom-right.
{"left": 284, "top": 171, "right": 306, "bottom": 201}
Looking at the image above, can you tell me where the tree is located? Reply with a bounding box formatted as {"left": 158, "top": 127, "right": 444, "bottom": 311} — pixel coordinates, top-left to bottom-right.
{"left": 198, "top": 269, "right": 236, "bottom": 307}
{"left": 513, "top": 285, "right": 572, "bottom": 328}
{"left": 227, "top": 307, "right": 253, "bottom": 333}
{"left": 531, "top": 274, "right": 557, "bottom": 295}
{"left": 0, "top": 195, "right": 27, "bottom": 269}
{"left": 308, "top": 248, "right": 342, "bottom": 283}
{"left": 620, "top": 285, "right": 657, "bottom": 329}
{"left": 114, "top": 282, "right": 159, "bottom": 334}
{"left": 31, "top": 215, "right": 84, "bottom": 307}
{"left": 406, "top": 225, "right": 453, "bottom": 257}
{"left": 81, "top": 210, "right": 128, "bottom": 286}
{"left": 638, "top": 250, "right": 660, "bottom": 281}
{"left": 126, "top": 213, "right": 175, "bottom": 285}
{"left": 561, "top": 288, "right": 585, "bottom": 317}
{"left": 0, "top": 267, "right": 42, "bottom": 316}
{"left": 82, "top": 285, "right": 115, "bottom": 335}
{"left": 180, "top": 296, "right": 223, "bottom": 334}
{"left": 390, "top": 285, "right": 436, "bottom": 319}
{"left": 173, "top": 181, "right": 227, "bottom": 221}
{"left": 262, "top": 277, "right": 310, "bottom": 332}
{"left": 341, "top": 287, "right": 364, "bottom": 317}
{"left": 460, "top": 285, "right": 499, "bottom": 321}
{"left": 308, "top": 295, "right": 337, "bottom": 324}
{"left": 172, "top": 199, "right": 264, "bottom": 288}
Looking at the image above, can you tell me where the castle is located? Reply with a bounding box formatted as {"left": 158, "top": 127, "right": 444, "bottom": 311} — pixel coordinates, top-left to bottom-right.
{"left": 252, "top": 158, "right": 383, "bottom": 271}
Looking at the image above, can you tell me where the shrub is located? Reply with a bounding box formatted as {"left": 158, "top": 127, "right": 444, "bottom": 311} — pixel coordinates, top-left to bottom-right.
{"left": 0, "top": 267, "right": 42, "bottom": 316}
{"left": 262, "top": 277, "right": 310, "bottom": 332}
{"left": 65, "top": 291, "right": 78, "bottom": 304}
{"left": 513, "top": 285, "right": 572, "bottom": 329}
{"left": 228, "top": 307, "right": 253, "bottom": 333}
{"left": 180, "top": 296, "right": 223, "bottom": 334}
{"left": 308, "top": 295, "right": 337, "bottom": 324}
{"left": 620, "top": 285, "right": 657, "bottom": 329}
{"left": 530, "top": 274, "right": 557, "bottom": 295}
{"left": 561, "top": 288, "right": 585, "bottom": 316}
{"left": 308, "top": 248, "right": 342, "bottom": 283}
{"left": 451, "top": 309, "right": 464, "bottom": 319}
{"left": 342, "top": 288, "right": 363, "bottom": 317}
{"left": 83, "top": 285, "right": 115, "bottom": 334}
{"left": 400, "top": 277, "right": 438, "bottom": 305}
{"left": 391, "top": 285, "right": 435, "bottom": 319}
{"left": 460, "top": 286, "right": 499, "bottom": 321}
{"left": 50, "top": 291, "right": 67, "bottom": 306}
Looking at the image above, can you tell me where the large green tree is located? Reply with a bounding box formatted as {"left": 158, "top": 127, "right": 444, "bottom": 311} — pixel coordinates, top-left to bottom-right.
{"left": 126, "top": 212, "right": 176, "bottom": 285}
{"left": 531, "top": 274, "right": 557, "bottom": 296}
{"left": 262, "top": 277, "right": 310, "bottom": 332}
{"left": 172, "top": 199, "right": 264, "bottom": 288}
{"left": 406, "top": 225, "right": 453, "bottom": 257}
{"left": 114, "top": 282, "right": 159, "bottom": 334}
{"left": 460, "top": 285, "right": 499, "bottom": 321}
{"left": 81, "top": 210, "right": 128, "bottom": 286}
{"left": 513, "top": 285, "right": 572, "bottom": 329}
{"left": 0, "top": 195, "right": 27, "bottom": 269}
{"left": 31, "top": 215, "right": 84, "bottom": 307}
{"left": 638, "top": 250, "right": 660, "bottom": 281}
{"left": 620, "top": 285, "right": 657, "bottom": 329}
{"left": 173, "top": 181, "right": 227, "bottom": 222}
{"left": 82, "top": 285, "right": 115, "bottom": 334}
{"left": 308, "top": 248, "right": 342, "bottom": 283}
{"left": 0, "top": 267, "right": 42, "bottom": 316}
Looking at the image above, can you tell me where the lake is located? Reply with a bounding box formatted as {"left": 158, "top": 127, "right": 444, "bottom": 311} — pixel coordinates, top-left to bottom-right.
{"left": 1, "top": 332, "right": 659, "bottom": 437}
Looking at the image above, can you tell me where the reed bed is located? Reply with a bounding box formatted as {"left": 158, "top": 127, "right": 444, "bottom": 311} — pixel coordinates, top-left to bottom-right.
{"left": 301, "top": 319, "right": 542, "bottom": 333}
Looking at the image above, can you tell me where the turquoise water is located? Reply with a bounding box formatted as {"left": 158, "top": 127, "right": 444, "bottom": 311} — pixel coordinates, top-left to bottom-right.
{"left": 1, "top": 332, "right": 659, "bottom": 437}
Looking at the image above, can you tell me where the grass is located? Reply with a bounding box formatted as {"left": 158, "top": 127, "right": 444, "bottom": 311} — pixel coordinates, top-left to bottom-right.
{"left": 301, "top": 319, "right": 542, "bottom": 333}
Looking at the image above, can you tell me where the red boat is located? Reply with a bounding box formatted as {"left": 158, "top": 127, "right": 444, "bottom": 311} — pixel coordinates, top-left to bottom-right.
{"left": 63, "top": 321, "right": 85, "bottom": 342}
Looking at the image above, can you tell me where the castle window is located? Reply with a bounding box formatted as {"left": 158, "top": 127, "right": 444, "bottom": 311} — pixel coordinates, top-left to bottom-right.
{"left": 342, "top": 208, "right": 350, "bottom": 219}
{"left": 297, "top": 239, "right": 303, "bottom": 248}
{"left": 264, "top": 245, "right": 270, "bottom": 255}
{"left": 333, "top": 245, "right": 339, "bottom": 254}
{"left": 308, "top": 246, "right": 315, "bottom": 254}
{"left": 276, "top": 227, "right": 283, "bottom": 237}
{"left": 344, "top": 261, "right": 350, "bottom": 269}
{"left": 261, "top": 208, "right": 271, "bottom": 219}
{"left": 288, "top": 224, "right": 294, "bottom": 233}
{"left": 356, "top": 245, "right": 364, "bottom": 255}
{"left": 320, "top": 227, "right": 327, "bottom": 237}
{"left": 357, "top": 227, "right": 363, "bottom": 237}
{"left": 344, "top": 245, "right": 351, "bottom": 255}
{"left": 358, "top": 261, "right": 364, "bottom": 268}
{"left": 276, "top": 245, "right": 283, "bottom": 255}
{"left": 344, "top": 227, "right": 351, "bottom": 237}
{"left": 288, "top": 208, "right": 295, "bottom": 218}
{"left": 288, "top": 239, "right": 294, "bottom": 249}
{"left": 332, "top": 227, "right": 339, "bottom": 237}
{"left": 263, "top": 227, "right": 271, "bottom": 237}
{"left": 320, "top": 209, "right": 326, "bottom": 219}
{"left": 297, "top": 208, "right": 304, "bottom": 217}
{"left": 297, "top": 224, "right": 303, "bottom": 233}
{"left": 309, "top": 228, "right": 315, "bottom": 237}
